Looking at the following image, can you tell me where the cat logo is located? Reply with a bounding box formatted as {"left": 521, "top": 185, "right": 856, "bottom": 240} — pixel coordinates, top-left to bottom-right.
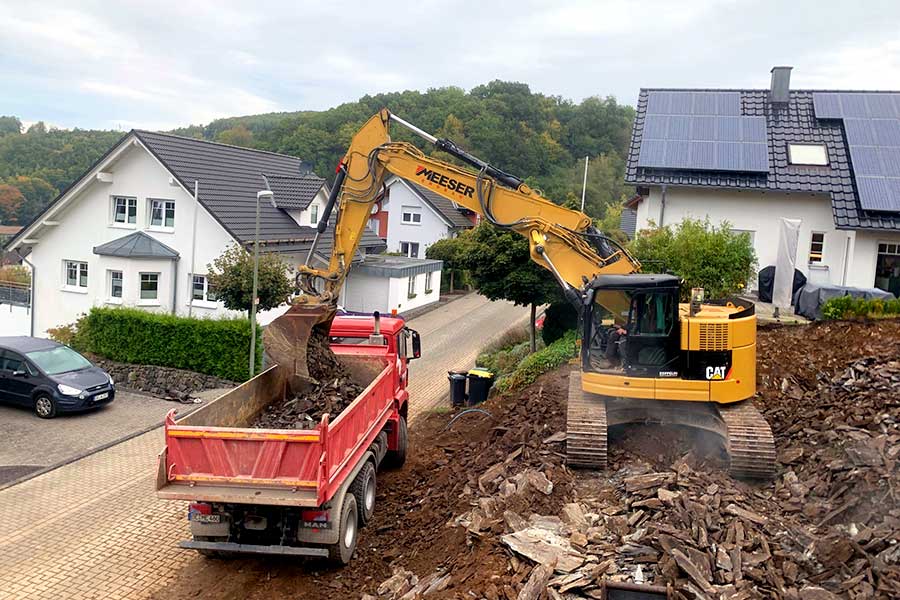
{"left": 705, "top": 366, "right": 728, "bottom": 380}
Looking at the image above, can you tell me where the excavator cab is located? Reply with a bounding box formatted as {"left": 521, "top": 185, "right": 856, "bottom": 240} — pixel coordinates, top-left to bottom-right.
{"left": 583, "top": 274, "right": 681, "bottom": 378}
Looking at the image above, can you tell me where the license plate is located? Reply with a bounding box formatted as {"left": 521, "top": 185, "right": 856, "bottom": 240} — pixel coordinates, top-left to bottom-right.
{"left": 192, "top": 513, "right": 221, "bottom": 524}
{"left": 299, "top": 520, "right": 331, "bottom": 530}
{"left": 94, "top": 392, "right": 109, "bottom": 401}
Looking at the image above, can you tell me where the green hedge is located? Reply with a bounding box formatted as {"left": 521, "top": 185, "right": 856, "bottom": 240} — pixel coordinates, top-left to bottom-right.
{"left": 493, "top": 330, "right": 578, "bottom": 395}
{"left": 821, "top": 295, "right": 900, "bottom": 320}
{"left": 77, "top": 307, "right": 262, "bottom": 381}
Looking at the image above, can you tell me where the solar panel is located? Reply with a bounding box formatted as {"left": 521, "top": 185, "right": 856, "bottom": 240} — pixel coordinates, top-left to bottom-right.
{"left": 812, "top": 92, "right": 900, "bottom": 212}
{"left": 645, "top": 91, "right": 741, "bottom": 116}
{"left": 638, "top": 105, "right": 768, "bottom": 173}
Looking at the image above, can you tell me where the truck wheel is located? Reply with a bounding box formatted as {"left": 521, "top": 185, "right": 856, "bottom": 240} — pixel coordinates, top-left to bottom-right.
{"left": 386, "top": 416, "right": 408, "bottom": 468}
{"left": 328, "top": 494, "right": 358, "bottom": 565}
{"left": 350, "top": 462, "right": 376, "bottom": 526}
{"left": 34, "top": 394, "right": 57, "bottom": 419}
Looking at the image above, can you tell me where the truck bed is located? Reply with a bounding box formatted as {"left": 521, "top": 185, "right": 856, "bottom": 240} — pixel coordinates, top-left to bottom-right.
{"left": 156, "top": 353, "right": 394, "bottom": 508}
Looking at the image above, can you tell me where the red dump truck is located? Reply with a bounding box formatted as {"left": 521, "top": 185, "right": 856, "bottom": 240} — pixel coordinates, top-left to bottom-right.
{"left": 155, "top": 313, "right": 419, "bottom": 564}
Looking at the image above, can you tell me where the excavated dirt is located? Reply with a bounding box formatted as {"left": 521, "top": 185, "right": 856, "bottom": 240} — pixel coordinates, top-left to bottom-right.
{"left": 152, "top": 319, "right": 900, "bottom": 600}
{"left": 252, "top": 331, "right": 364, "bottom": 429}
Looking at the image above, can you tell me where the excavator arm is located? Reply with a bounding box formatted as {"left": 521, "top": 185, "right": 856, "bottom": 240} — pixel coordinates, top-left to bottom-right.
{"left": 266, "top": 109, "right": 638, "bottom": 385}
{"left": 300, "top": 109, "right": 638, "bottom": 308}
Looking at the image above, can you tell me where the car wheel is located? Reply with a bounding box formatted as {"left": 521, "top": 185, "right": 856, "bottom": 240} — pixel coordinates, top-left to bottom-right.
{"left": 328, "top": 494, "right": 358, "bottom": 565}
{"left": 350, "top": 461, "right": 376, "bottom": 526}
{"left": 34, "top": 394, "right": 57, "bottom": 419}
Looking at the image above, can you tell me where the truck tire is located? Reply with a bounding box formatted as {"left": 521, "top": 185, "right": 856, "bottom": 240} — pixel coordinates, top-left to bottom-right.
{"left": 350, "top": 461, "right": 376, "bottom": 526}
{"left": 386, "top": 416, "right": 408, "bottom": 468}
{"left": 328, "top": 494, "right": 358, "bottom": 565}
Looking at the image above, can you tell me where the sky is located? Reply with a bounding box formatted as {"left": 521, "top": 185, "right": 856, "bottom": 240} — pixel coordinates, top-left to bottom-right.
{"left": 2, "top": 0, "right": 900, "bottom": 131}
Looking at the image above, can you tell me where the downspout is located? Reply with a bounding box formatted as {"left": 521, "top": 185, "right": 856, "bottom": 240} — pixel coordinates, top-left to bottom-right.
{"left": 841, "top": 233, "right": 852, "bottom": 286}
{"left": 15, "top": 249, "right": 35, "bottom": 336}
{"left": 659, "top": 184, "right": 667, "bottom": 227}
{"left": 171, "top": 256, "right": 180, "bottom": 315}
{"left": 188, "top": 180, "right": 199, "bottom": 317}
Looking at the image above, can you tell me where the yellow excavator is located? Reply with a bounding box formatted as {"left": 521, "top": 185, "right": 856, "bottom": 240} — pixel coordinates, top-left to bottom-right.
{"left": 267, "top": 109, "right": 775, "bottom": 479}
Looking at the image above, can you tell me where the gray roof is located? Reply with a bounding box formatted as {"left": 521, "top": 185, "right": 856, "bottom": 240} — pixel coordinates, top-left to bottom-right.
{"left": 619, "top": 207, "right": 637, "bottom": 239}
{"left": 354, "top": 255, "right": 443, "bottom": 278}
{"left": 406, "top": 181, "right": 474, "bottom": 228}
{"left": 625, "top": 89, "right": 900, "bottom": 231}
{"left": 93, "top": 231, "right": 179, "bottom": 259}
{"left": 134, "top": 130, "right": 311, "bottom": 243}
{"left": 264, "top": 173, "right": 326, "bottom": 210}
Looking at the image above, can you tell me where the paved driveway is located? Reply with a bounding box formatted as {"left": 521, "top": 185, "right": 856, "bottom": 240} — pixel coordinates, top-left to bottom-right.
{"left": 0, "top": 295, "right": 529, "bottom": 600}
{"left": 0, "top": 389, "right": 225, "bottom": 487}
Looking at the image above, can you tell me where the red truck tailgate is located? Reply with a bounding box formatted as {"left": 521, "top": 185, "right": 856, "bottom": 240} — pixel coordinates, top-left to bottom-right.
{"left": 157, "top": 358, "right": 395, "bottom": 507}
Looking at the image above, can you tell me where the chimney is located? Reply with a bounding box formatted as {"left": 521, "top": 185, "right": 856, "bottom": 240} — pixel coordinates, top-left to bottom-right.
{"left": 769, "top": 66, "right": 792, "bottom": 104}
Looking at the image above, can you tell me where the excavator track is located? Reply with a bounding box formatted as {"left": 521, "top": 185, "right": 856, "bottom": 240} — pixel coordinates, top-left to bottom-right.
{"left": 718, "top": 401, "right": 776, "bottom": 479}
{"left": 566, "top": 373, "right": 607, "bottom": 469}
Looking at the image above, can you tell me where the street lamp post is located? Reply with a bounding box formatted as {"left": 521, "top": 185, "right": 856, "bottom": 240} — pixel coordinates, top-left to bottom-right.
{"left": 249, "top": 190, "right": 275, "bottom": 378}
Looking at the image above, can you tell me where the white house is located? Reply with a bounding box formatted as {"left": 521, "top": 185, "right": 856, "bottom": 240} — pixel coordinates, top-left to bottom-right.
{"left": 5, "top": 131, "right": 386, "bottom": 336}
{"left": 377, "top": 176, "right": 475, "bottom": 258}
{"left": 625, "top": 67, "right": 900, "bottom": 296}
{"left": 338, "top": 255, "right": 442, "bottom": 314}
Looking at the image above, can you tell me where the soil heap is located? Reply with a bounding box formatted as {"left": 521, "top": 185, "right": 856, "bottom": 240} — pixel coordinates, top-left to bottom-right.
{"left": 252, "top": 330, "right": 363, "bottom": 429}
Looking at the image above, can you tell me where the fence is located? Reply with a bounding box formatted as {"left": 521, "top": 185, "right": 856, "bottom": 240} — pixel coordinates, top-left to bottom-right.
{"left": 0, "top": 280, "right": 30, "bottom": 308}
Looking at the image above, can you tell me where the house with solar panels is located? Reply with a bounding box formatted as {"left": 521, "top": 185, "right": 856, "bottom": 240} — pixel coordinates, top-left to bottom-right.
{"left": 625, "top": 67, "right": 900, "bottom": 297}
{"left": 3, "top": 131, "right": 404, "bottom": 336}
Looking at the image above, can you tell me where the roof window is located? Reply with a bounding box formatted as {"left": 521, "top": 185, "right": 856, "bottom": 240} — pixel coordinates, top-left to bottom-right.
{"left": 788, "top": 144, "right": 828, "bottom": 166}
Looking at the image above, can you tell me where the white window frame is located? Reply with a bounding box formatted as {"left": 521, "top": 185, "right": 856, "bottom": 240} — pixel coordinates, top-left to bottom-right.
{"left": 425, "top": 271, "right": 433, "bottom": 293}
{"left": 407, "top": 275, "right": 416, "bottom": 298}
{"left": 310, "top": 204, "right": 319, "bottom": 225}
{"left": 188, "top": 274, "right": 218, "bottom": 307}
{"left": 148, "top": 199, "right": 176, "bottom": 230}
{"left": 107, "top": 270, "right": 123, "bottom": 303}
{"left": 111, "top": 196, "right": 137, "bottom": 227}
{"left": 62, "top": 260, "right": 88, "bottom": 293}
{"left": 400, "top": 241, "right": 419, "bottom": 258}
{"left": 809, "top": 231, "right": 826, "bottom": 264}
{"left": 139, "top": 272, "right": 160, "bottom": 304}
{"left": 788, "top": 144, "right": 828, "bottom": 166}
{"left": 401, "top": 206, "right": 422, "bottom": 225}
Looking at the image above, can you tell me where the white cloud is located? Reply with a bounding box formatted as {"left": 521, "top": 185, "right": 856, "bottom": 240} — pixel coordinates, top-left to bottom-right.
{"left": 799, "top": 39, "right": 900, "bottom": 90}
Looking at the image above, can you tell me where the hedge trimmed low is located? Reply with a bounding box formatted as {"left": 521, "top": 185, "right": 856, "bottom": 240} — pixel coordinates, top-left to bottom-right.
{"left": 78, "top": 307, "right": 262, "bottom": 382}
{"left": 821, "top": 295, "right": 900, "bottom": 320}
{"left": 493, "top": 329, "right": 578, "bottom": 395}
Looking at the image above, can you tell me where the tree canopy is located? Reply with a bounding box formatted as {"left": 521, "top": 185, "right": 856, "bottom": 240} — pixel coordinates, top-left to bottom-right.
{"left": 207, "top": 244, "right": 293, "bottom": 315}
{"left": 0, "top": 80, "right": 634, "bottom": 228}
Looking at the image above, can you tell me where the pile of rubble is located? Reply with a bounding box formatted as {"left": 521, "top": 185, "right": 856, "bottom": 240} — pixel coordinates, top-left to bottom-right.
{"left": 366, "top": 321, "right": 899, "bottom": 600}
{"left": 253, "top": 330, "right": 363, "bottom": 429}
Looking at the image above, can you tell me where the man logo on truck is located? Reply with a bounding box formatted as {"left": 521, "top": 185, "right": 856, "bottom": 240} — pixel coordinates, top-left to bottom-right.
{"left": 415, "top": 165, "right": 475, "bottom": 198}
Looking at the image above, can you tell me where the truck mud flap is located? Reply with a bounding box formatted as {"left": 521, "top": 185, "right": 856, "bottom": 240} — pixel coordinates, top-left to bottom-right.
{"left": 180, "top": 539, "right": 329, "bottom": 558}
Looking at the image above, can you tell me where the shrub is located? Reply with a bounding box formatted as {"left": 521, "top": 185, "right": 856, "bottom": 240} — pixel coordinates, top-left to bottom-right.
{"left": 493, "top": 330, "right": 579, "bottom": 395}
{"left": 541, "top": 302, "right": 579, "bottom": 345}
{"left": 73, "top": 307, "right": 262, "bottom": 381}
{"left": 0, "top": 265, "right": 30, "bottom": 285}
{"left": 821, "top": 295, "right": 900, "bottom": 320}
{"left": 629, "top": 218, "right": 757, "bottom": 300}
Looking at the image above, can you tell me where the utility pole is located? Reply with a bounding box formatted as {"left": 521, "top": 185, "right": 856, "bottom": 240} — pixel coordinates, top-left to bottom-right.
{"left": 580, "top": 156, "right": 589, "bottom": 213}
{"left": 249, "top": 190, "right": 275, "bottom": 378}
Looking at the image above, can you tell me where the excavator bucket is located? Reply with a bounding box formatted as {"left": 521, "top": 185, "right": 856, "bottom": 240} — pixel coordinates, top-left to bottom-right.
{"left": 263, "top": 303, "right": 335, "bottom": 393}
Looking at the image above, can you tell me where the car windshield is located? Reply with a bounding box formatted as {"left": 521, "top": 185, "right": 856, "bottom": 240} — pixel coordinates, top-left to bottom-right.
{"left": 26, "top": 346, "right": 92, "bottom": 375}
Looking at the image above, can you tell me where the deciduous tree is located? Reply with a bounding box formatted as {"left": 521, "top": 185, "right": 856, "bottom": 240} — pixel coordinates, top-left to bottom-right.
{"left": 0, "top": 184, "right": 24, "bottom": 223}
{"left": 207, "top": 244, "right": 293, "bottom": 316}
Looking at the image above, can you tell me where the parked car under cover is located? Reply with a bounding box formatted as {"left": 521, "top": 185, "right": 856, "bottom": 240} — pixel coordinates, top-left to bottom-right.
{"left": 0, "top": 336, "right": 115, "bottom": 418}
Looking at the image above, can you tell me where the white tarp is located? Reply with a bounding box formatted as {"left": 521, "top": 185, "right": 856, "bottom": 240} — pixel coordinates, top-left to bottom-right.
{"left": 773, "top": 218, "right": 802, "bottom": 311}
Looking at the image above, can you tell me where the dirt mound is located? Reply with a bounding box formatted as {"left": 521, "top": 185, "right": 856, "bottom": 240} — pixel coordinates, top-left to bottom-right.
{"left": 152, "top": 319, "right": 899, "bottom": 600}
{"left": 252, "top": 330, "right": 363, "bottom": 429}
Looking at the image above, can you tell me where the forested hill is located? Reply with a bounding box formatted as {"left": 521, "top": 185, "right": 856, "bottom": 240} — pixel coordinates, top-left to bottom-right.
{"left": 0, "top": 81, "right": 634, "bottom": 228}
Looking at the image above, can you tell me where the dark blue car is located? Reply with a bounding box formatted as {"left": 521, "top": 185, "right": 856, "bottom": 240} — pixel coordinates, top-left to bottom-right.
{"left": 0, "top": 336, "right": 115, "bottom": 418}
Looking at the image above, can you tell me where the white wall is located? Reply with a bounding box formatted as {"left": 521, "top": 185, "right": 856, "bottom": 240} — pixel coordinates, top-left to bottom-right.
{"left": 637, "top": 187, "right": 850, "bottom": 287}
{"left": 384, "top": 180, "right": 452, "bottom": 257}
{"left": 286, "top": 188, "right": 327, "bottom": 229}
{"left": 25, "top": 141, "right": 240, "bottom": 335}
{"left": 0, "top": 305, "right": 30, "bottom": 336}
{"left": 847, "top": 230, "right": 900, "bottom": 289}
{"left": 340, "top": 268, "right": 442, "bottom": 314}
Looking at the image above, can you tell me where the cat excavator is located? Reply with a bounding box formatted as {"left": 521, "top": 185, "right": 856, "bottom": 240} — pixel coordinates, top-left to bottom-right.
{"left": 266, "top": 109, "right": 775, "bottom": 479}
